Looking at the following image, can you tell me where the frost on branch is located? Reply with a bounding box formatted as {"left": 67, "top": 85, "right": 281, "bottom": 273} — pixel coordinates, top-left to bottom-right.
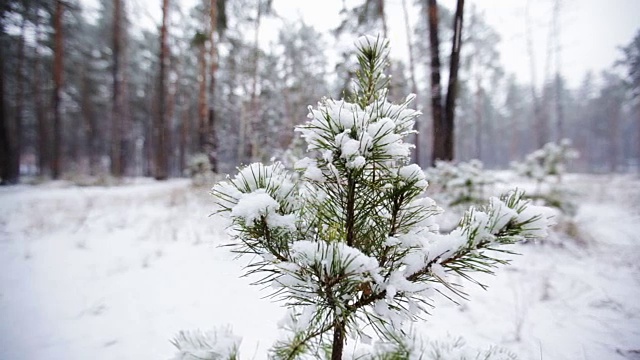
{"left": 204, "top": 35, "right": 553, "bottom": 359}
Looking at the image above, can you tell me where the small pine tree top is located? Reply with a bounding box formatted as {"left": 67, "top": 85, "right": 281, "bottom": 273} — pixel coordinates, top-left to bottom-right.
{"left": 209, "top": 35, "right": 553, "bottom": 359}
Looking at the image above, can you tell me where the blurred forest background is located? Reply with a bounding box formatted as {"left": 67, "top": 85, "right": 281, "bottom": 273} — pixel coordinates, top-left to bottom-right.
{"left": 0, "top": 0, "right": 639, "bottom": 184}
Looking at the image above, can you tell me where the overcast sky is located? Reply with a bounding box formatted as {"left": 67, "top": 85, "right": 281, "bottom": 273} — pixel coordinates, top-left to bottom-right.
{"left": 84, "top": 0, "right": 640, "bottom": 89}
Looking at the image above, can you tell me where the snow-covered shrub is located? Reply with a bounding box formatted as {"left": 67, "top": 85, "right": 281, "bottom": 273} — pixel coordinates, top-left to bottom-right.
{"left": 511, "top": 140, "right": 579, "bottom": 215}
{"left": 188, "top": 153, "right": 215, "bottom": 186}
{"left": 511, "top": 139, "right": 578, "bottom": 185}
{"left": 425, "top": 159, "right": 496, "bottom": 207}
{"left": 189, "top": 36, "right": 552, "bottom": 360}
{"left": 170, "top": 326, "right": 241, "bottom": 360}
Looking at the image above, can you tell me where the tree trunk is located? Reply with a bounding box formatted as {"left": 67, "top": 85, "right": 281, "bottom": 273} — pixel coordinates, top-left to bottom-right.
{"left": 0, "top": 32, "right": 15, "bottom": 184}
{"left": 111, "top": 0, "right": 124, "bottom": 176}
{"left": 330, "top": 320, "right": 346, "bottom": 360}
{"left": 525, "top": 2, "right": 547, "bottom": 148}
{"left": 34, "top": 21, "right": 49, "bottom": 177}
{"left": 609, "top": 97, "right": 620, "bottom": 173}
{"left": 377, "top": 0, "right": 388, "bottom": 37}
{"left": 207, "top": 0, "right": 219, "bottom": 172}
{"left": 402, "top": 0, "right": 420, "bottom": 165}
{"left": 197, "top": 41, "right": 207, "bottom": 150}
{"left": 475, "top": 78, "right": 483, "bottom": 160}
{"left": 179, "top": 91, "right": 189, "bottom": 175}
{"left": 11, "top": 15, "right": 27, "bottom": 182}
{"left": 80, "top": 63, "right": 97, "bottom": 175}
{"left": 154, "top": 0, "right": 169, "bottom": 180}
{"left": 428, "top": 0, "right": 443, "bottom": 165}
{"left": 52, "top": 0, "right": 64, "bottom": 179}
{"left": 248, "top": 1, "right": 262, "bottom": 162}
{"left": 442, "top": 0, "right": 464, "bottom": 161}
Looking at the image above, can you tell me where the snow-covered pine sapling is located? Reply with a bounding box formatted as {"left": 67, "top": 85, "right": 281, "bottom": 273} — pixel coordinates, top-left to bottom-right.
{"left": 425, "top": 159, "right": 496, "bottom": 207}
{"left": 188, "top": 153, "right": 216, "bottom": 186}
{"left": 207, "top": 36, "right": 553, "bottom": 360}
{"left": 511, "top": 139, "right": 579, "bottom": 187}
{"left": 511, "top": 139, "right": 579, "bottom": 214}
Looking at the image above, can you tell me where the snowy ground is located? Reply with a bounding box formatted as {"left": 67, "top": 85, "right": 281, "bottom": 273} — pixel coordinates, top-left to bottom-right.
{"left": 1, "top": 173, "right": 639, "bottom": 360}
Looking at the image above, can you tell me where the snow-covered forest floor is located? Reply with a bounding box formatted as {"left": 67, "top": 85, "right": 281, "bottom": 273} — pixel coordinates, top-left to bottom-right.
{"left": 1, "top": 173, "right": 639, "bottom": 360}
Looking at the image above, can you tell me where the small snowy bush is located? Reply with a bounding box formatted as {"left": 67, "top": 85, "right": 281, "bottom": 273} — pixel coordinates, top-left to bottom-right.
{"left": 188, "top": 153, "right": 215, "bottom": 186}
{"left": 425, "top": 159, "right": 496, "bottom": 207}
{"left": 511, "top": 140, "right": 579, "bottom": 215}
{"left": 176, "top": 36, "right": 553, "bottom": 360}
{"left": 511, "top": 139, "right": 578, "bottom": 185}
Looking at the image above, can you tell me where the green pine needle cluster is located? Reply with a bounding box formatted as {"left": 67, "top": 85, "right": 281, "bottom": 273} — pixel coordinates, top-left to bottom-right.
{"left": 192, "top": 35, "right": 554, "bottom": 360}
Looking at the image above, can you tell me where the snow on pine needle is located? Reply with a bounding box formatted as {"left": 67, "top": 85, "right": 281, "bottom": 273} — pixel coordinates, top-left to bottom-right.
{"left": 171, "top": 326, "right": 241, "bottom": 360}
{"left": 201, "top": 35, "right": 554, "bottom": 358}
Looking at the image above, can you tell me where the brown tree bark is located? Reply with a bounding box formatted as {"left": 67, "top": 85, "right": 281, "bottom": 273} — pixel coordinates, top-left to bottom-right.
{"left": 10, "top": 14, "right": 27, "bottom": 181}
{"left": 52, "top": 0, "right": 64, "bottom": 179}
{"left": 111, "top": 0, "right": 124, "bottom": 176}
{"left": 207, "top": 0, "right": 219, "bottom": 172}
{"left": 0, "top": 30, "right": 15, "bottom": 184}
{"left": 154, "top": 0, "right": 170, "bottom": 180}
{"left": 248, "top": 0, "right": 262, "bottom": 162}
{"left": 179, "top": 90, "right": 189, "bottom": 174}
{"left": 428, "top": 0, "right": 444, "bottom": 165}
{"left": 197, "top": 40, "right": 207, "bottom": 150}
{"left": 34, "top": 19, "right": 49, "bottom": 177}
{"left": 430, "top": 0, "right": 464, "bottom": 164}
{"left": 330, "top": 320, "right": 346, "bottom": 360}
{"left": 442, "top": 0, "right": 464, "bottom": 161}
{"left": 80, "top": 63, "right": 97, "bottom": 175}
{"left": 377, "top": 0, "right": 388, "bottom": 37}
{"left": 402, "top": 0, "right": 420, "bottom": 165}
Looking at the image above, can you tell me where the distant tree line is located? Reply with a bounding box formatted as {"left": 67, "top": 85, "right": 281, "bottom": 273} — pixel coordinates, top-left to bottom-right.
{"left": 0, "top": 0, "right": 638, "bottom": 185}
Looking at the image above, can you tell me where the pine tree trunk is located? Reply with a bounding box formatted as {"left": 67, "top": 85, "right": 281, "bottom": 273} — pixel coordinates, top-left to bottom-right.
{"left": 0, "top": 32, "right": 14, "bottom": 184}
{"left": 475, "top": 79, "right": 483, "bottom": 160}
{"left": 207, "top": 0, "right": 219, "bottom": 172}
{"left": 11, "top": 15, "right": 27, "bottom": 182}
{"left": 377, "top": 0, "right": 388, "bottom": 37}
{"left": 179, "top": 91, "right": 189, "bottom": 175}
{"left": 442, "top": 0, "right": 464, "bottom": 161}
{"left": 330, "top": 320, "right": 346, "bottom": 360}
{"left": 111, "top": 0, "right": 124, "bottom": 176}
{"left": 52, "top": 0, "right": 64, "bottom": 179}
{"left": 154, "top": 0, "right": 169, "bottom": 180}
{"left": 248, "top": 1, "right": 262, "bottom": 161}
{"left": 525, "top": 3, "right": 547, "bottom": 148}
{"left": 197, "top": 42, "right": 207, "bottom": 150}
{"left": 167, "top": 61, "right": 177, "bottom": 176}
{"left": 428, "top": 0, "right": 444, "bottom": 165}
{"left": 402, "top": 0, "right": 420, "bottom": 165}
{"left": 555, "top": 73, "right": 564, "bottom": 140}
{"left": 609, "top": 97, "right": 620, "bottom": 173}
{"left": 80, "top": 63, "right": 97, "bottom": 175}
{"left": 34, "top": 24, "right": 49, "bottom": 177}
